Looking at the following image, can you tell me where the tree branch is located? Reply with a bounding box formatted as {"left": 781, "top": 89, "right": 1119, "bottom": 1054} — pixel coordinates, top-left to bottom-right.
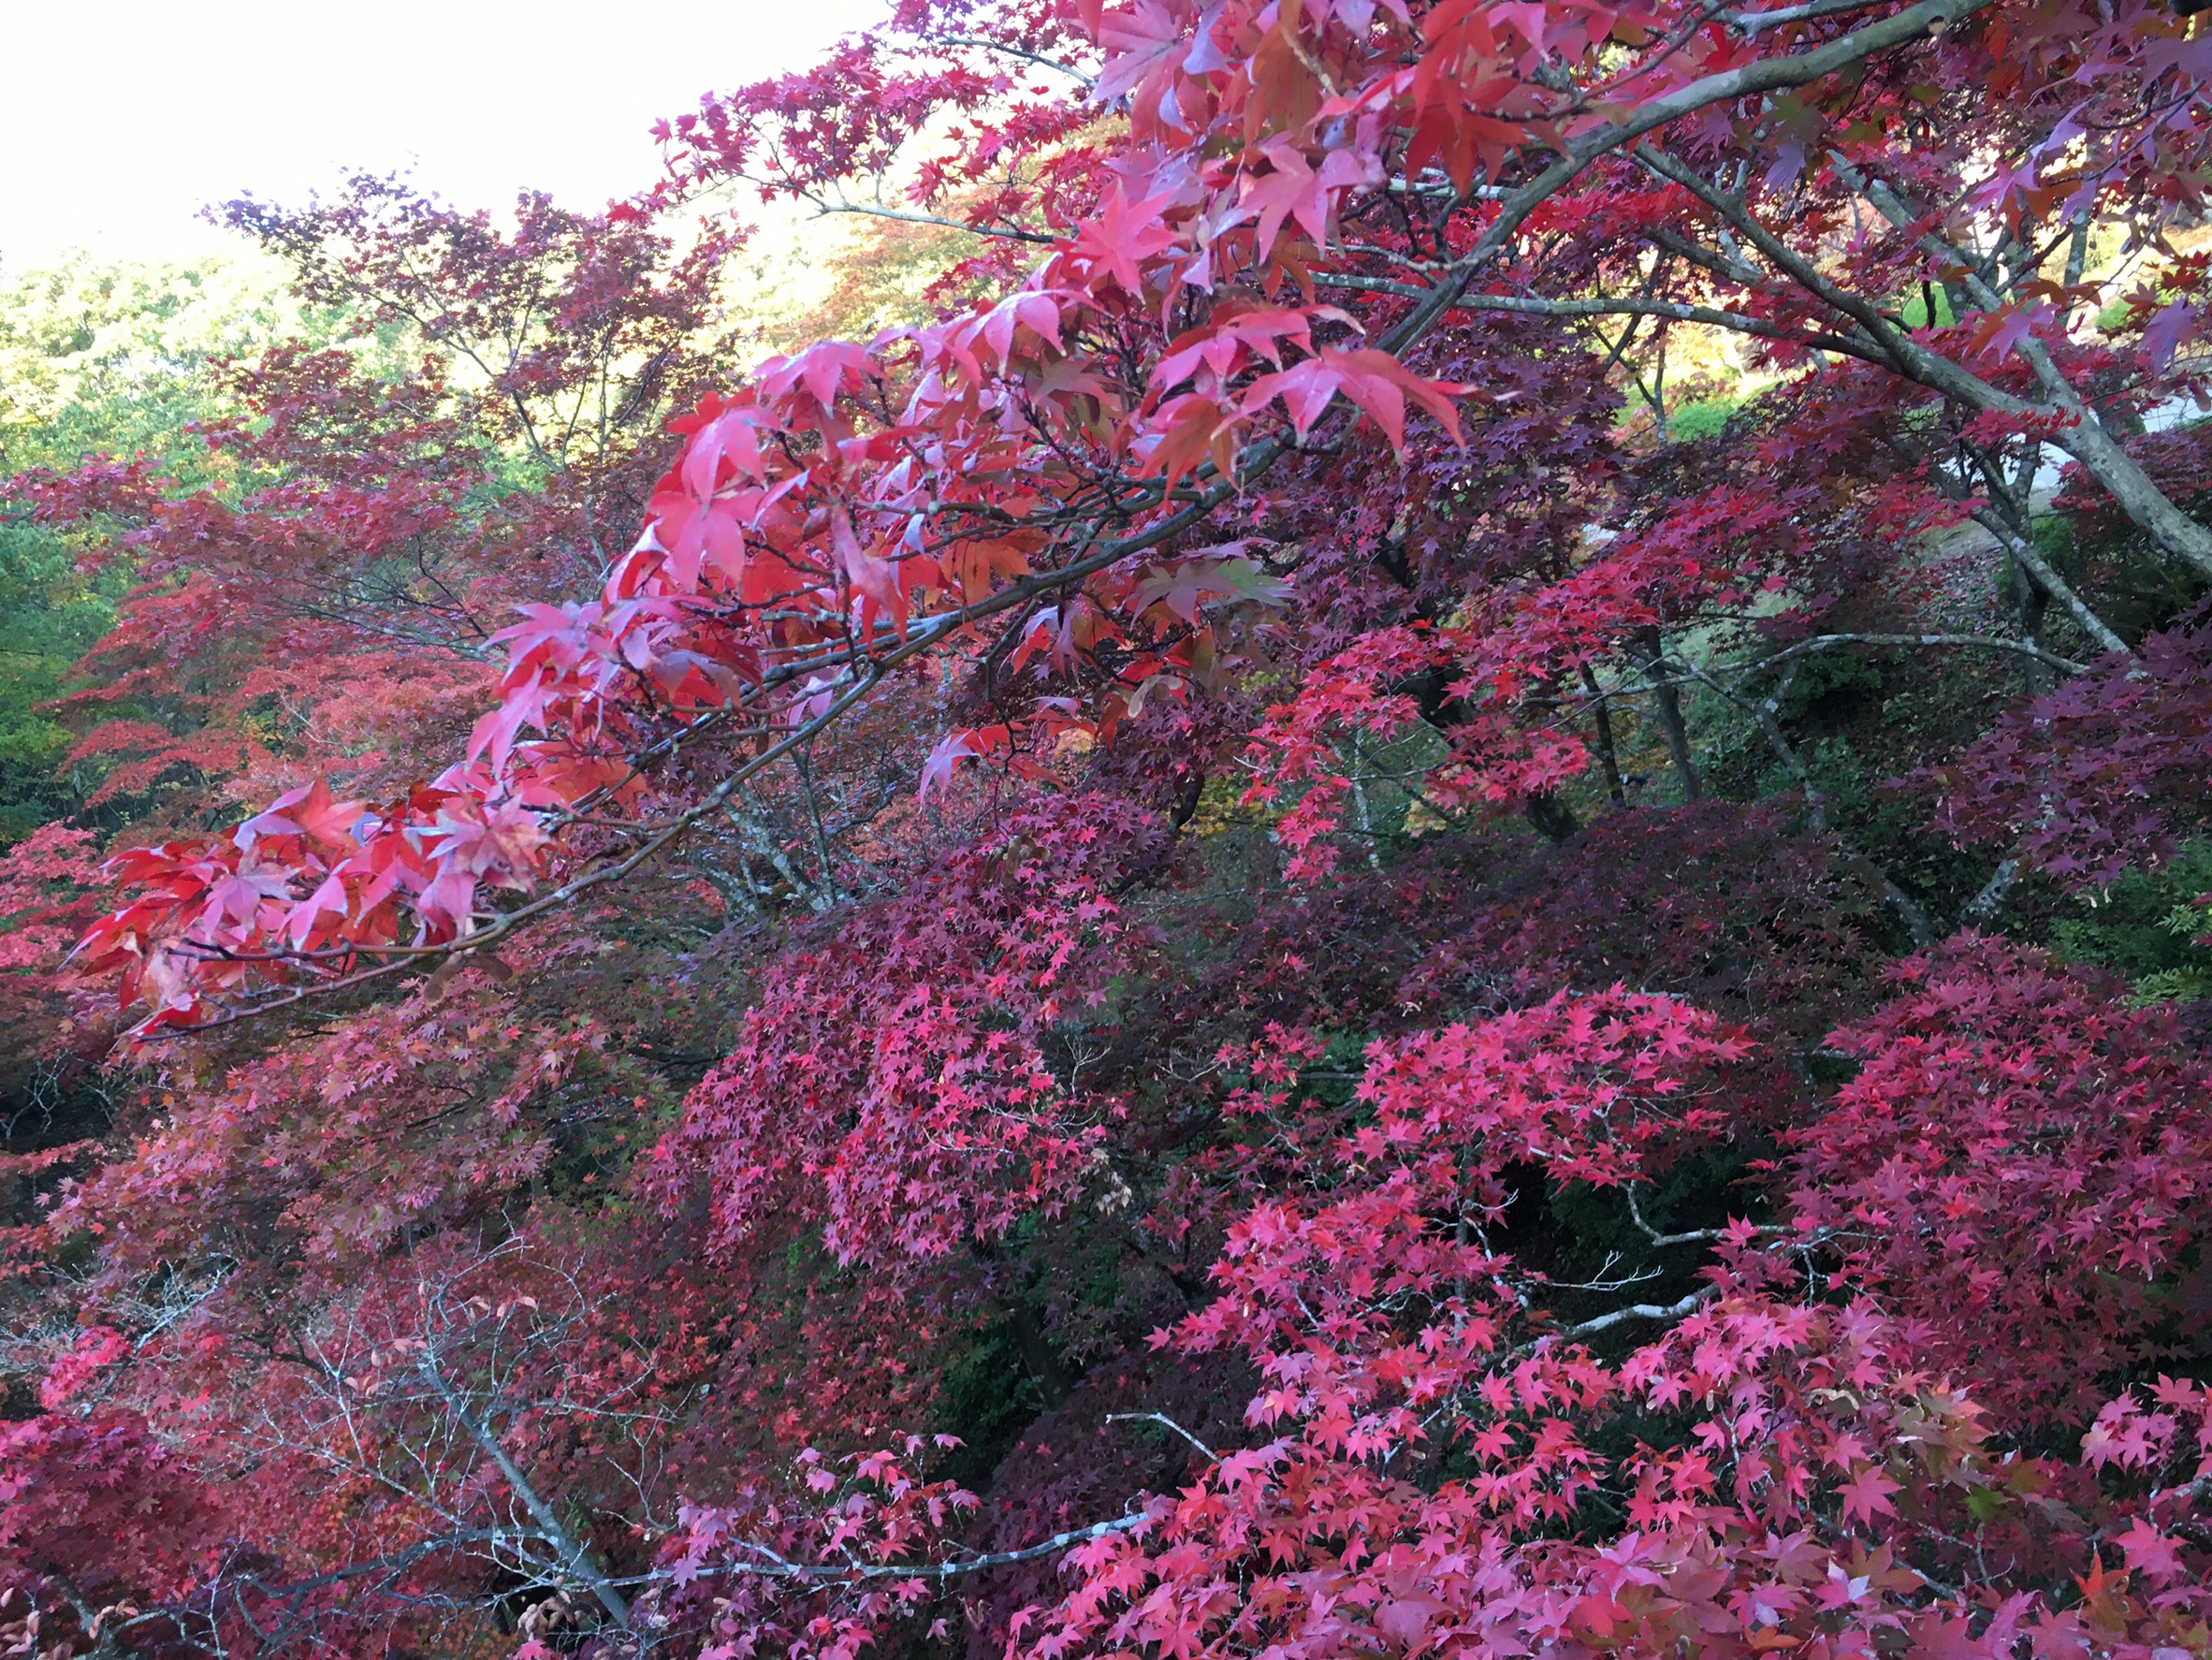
{"left": 1549, "top": 1286, "right": 1719, "bottom": 1340}
{"left": 1107, "top": 1411, "right": 1219, "bottom": 1462}
{"left": 130, "top": 0, "right": 2008, "bottom": 1035}
{"left": 815, "top": 197, "right": 1056, "bottom": 245}
{"left": 417, "top": 1355, "right": 632, "bottom": 1630}
{"left": 1729, "top": 630, "right": 2091, "bottom": 678}
{"left": 700, "top": 1510, "right": 1150, "bottom": 1585}
{"left": 1826, "top": 151, "right": 2212, "bottom": 583}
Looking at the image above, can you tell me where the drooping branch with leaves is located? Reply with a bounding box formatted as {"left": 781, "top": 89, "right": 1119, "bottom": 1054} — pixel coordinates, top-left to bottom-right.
{"left": 4, "top": 0, "right": 2212, "bottom": 1654}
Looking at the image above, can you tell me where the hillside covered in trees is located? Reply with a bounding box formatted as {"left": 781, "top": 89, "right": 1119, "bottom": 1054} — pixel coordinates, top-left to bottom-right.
{"left": 2, "top": 0, "right": 2211, "bottom": 1655}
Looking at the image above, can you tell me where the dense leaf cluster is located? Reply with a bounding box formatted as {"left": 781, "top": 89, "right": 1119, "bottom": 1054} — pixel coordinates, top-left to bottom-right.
{"left": 1, "top": 0, "right": 2210, "bottom": 1655}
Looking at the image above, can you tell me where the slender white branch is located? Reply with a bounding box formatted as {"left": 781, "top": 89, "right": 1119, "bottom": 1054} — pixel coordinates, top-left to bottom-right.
{"left": 1107, "top": 1411, "right": 1220, "bottom": 1462}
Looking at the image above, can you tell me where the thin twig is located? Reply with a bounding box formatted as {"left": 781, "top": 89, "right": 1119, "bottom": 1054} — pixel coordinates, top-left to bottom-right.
{"left": 1107, "top": 1411, "right": 1219, "bottom": 1462}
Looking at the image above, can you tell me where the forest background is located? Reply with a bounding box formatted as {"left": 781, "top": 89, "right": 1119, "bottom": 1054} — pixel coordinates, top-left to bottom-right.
{"left": 2, "top": 0, "right": 2211, "bottom": 1656}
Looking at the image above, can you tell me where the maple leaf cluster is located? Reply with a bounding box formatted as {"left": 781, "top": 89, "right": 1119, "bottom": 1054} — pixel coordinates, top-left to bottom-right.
{"left": 4, "top": 0, "right": 2212, "bottom": 1654}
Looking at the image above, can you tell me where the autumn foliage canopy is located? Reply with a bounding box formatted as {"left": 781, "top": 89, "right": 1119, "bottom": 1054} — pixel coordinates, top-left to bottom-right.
{"left": 3, "top": 0, "right": 2212, "bottom": 1654}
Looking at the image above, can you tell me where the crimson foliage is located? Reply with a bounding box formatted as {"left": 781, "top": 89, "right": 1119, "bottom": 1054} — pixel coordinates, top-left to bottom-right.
{"left": 4, "top": 0, "right": 2212, "bottom": 1655}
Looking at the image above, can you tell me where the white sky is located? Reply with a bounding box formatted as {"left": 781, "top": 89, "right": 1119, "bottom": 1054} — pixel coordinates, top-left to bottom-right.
{"left": 0, "top": 0, "right": 887, "bottom": 271}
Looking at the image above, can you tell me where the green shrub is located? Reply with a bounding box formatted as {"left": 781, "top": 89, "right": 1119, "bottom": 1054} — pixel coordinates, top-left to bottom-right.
{"left": 2049, "top": 839, "right": 2212, "bottom": 1003}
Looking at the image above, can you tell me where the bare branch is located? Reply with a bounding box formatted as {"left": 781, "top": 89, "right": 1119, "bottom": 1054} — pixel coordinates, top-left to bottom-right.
{"left": 1548, "top": 1286, "right": 1719, "bottom": 1340}
{"left": 815, "top": 197, "right": 1055, "bottom": 244}
{"left": 416, "top": 1351, "right": 631, "bottom": 1628}
{"left": 1963, "top": 511, "right": 2132, "bottom": 657}
{"left": 1826, "top": 151, "right": 2212, "bottom": 583}
{"left": 1625, "top": 1187, "right": 1733, "bottom": 1248}
{"left": 1724, "top": 0, "right": 1902, "bottom": 30}
{"left": 697, "top": 1511, "right": 1151, "bottom": 1585}
{"left": 1960, "top": 857, "right": 2020, "bottom": 925}
{"left": 923, "top": 35, "right": 1097, "bottom": 88}
{"left": 1730, "top": 630, "right": 2092, "bottom": 678}
{"left": 1107, "top": 1411, "right": 1219, "bottom": 1462}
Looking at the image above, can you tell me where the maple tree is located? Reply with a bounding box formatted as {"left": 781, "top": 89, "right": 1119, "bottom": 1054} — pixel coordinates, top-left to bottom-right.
{"left": 5, "top": 0, "right": 2212, "bottom": 1653}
